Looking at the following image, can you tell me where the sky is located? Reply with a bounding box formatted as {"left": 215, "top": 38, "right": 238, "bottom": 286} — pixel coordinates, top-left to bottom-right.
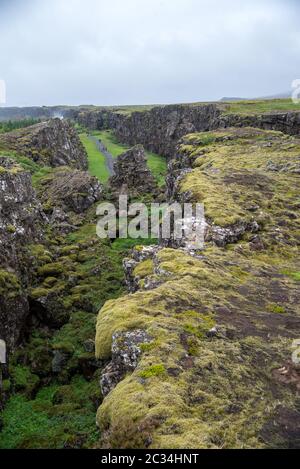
{"left": 0, "top": 0, "right": 299, "bottom": 106}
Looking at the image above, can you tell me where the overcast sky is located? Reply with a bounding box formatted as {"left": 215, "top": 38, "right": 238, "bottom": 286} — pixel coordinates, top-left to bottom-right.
{"left": 0, "top": 0, "right": 299, "bottom": 106}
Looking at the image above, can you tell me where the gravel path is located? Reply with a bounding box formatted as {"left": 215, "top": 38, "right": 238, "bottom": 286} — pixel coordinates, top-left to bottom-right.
{"left": 88, "top": 135, "right": 115, "bottom": 176}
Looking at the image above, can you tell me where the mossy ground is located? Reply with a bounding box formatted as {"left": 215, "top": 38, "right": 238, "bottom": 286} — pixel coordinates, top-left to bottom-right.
{"left": 95, "top": 128, "right": 300, "bottom": 449}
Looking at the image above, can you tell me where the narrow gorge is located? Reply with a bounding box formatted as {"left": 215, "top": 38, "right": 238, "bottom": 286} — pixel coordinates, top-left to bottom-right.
{"left": 0, "top": 99, "right": 300, "bottom": 449}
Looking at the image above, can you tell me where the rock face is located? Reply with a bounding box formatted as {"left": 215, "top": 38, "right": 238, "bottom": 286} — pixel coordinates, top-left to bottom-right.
{"left": 0, "top": 119, "right": 88, "bottom": 170}
{"left": 100, "top": 330, "right": 152, "bottom": 397}
{"left": 221, "top": 110, "right": 300, "bottom": 136}
{"left": 77, "top": 104, "right": 300, "bottom": 160}
{"left": 110, "top": 144, "right": 157, "bottom": 194}
{"left": 38, "top": 167, "right": 103, "bottom": 214}
{"left": 0, "top": 157, "right": 45, "bottom": 350}
{"left": 78, "top": 104, "right": 222, "bottom": 159}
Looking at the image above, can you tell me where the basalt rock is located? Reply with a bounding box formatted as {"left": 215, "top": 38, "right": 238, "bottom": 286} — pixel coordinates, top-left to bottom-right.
{"left": 0, "top": 118, "right": 88, "bottom": 170}
{"left": 0, "top": 158, "right": 46, "bottom": 350}
{"left": 110, "top": 145, "right": 157, "bottom": 195}
{"left": 37, "top": 167, "right": 103, "bottom": 214}
{"left": 100, "top": 330, "right": 152, "bottom": 397}
{"left": 220, "top": 110, "right": 300, "bottom": 137}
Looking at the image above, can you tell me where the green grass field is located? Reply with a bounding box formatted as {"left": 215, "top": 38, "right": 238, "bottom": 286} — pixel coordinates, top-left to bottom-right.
{"left": 224, "top": 98, "right": 300, "bottom": 114}
{"left": 90, "top": 130, "right": 167, "bottom": 186}
{"left": 79, "top": 133, "right": 110, "bottom": 183}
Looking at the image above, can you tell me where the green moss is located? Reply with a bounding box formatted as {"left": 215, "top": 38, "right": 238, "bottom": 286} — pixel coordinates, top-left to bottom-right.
{"left": 183, "top": 312, "right": 215, "bottom": 339}
{"left": 139, "top": 364, "right": 166, "bottom": 379}
{"left": 94, "top": 126, "right": 300, "bottom": 447}
{"left": 30, "top": 287, "right": 50, "bottom": 299}
{"left": 2, "top": 380, "right": 11, "bottom": 392}
{"left": 9, "top": 365, "right": 39, "bottom": 396}
{"left": 37, "top": 263, "right": 64, "bottom": 277}
{"left": 133, "top": 259, "right": 154, "bottom": 278}
{"left": 0, "top": 269, "right": 21, "bottom": 298}
{"left": 267, "top": 304, "right": 287, "bottom": 314}
{"left": 6, "top": 224, "right": 16, "bottom": 233}
{"left": 42, "top": 277, "right": 58, "bottom": 288}
{"left": 27, "top": 244, "right": 53, "bottom": 265}
{"left": 282, "top": 270, "right": 300, "bottom": 281}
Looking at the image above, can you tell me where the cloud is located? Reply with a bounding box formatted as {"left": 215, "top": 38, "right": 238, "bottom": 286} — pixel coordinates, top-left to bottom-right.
{"left": 0, "top": 0, "right": 299, "bottom": 106}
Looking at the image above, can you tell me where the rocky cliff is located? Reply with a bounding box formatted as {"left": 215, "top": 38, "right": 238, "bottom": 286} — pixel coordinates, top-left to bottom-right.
{"left": 0, "top": 120, "right": 100, "bottom": 352}
{"left": 77, "top": 104, "right": 300, "bottom": 159}
{"left": 0, "top": 119, "right": 88, "bottom": 170}
{"left": 0, "top": 157, "right": 45, "bottom": 350}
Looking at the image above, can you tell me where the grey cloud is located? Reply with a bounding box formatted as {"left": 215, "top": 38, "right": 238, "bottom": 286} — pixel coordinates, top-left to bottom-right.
{"left": 0, "top": 0, "right": 299, "bottom": 106}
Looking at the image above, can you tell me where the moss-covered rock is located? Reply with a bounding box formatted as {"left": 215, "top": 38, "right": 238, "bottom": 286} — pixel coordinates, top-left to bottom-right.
{"left": 95, "top": 128, "right": 300, "bottom": 449}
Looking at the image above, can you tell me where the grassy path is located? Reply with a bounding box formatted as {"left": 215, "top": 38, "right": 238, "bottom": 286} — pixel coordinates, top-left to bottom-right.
{"left": 92, "top": 130, "right": 167, "bottom": 186}
{"left": 79, "top": 133, "right": 110, "bottom": 183}
{"left": 88, "top": 135, "right": 115, "bottom": 177}
{"left": 80, "top": 129, "right": 167, "bottom": 186}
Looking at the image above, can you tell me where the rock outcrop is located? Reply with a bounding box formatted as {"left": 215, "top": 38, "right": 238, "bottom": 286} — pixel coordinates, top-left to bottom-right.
{"left": 110, "top": 144, "right": 157, "bottom": 194}
{"left": 0, "top": 157, "right": 46, "bottom": 350}
{"left": 0, "top": 119, "right": 88, "bottom": 170}
{"left": 100, "top": 330, "right": 152, "bottom": 396}
{"left": 37, "top": 167, "right": 103, "bottom": 214}
{"left": 221, "top": 110, "right": 300, "bottom": 136}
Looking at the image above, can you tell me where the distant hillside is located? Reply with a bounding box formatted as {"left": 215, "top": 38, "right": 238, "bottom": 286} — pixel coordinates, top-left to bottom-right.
{"left": 220, "top": 92, "right": 291, "bottom": 102}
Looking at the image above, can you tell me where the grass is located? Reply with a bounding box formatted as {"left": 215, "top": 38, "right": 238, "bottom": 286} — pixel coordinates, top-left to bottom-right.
{"left": 224, "top": 98, "right": 300, "bottom": 115}
{"left": 92, "top": 130, "right": 129, "bottom": 158}
{"left": 106, "top": 104, "right": 156, "bottom": 115}
{"left": 92, "top": 130, "right": 167, "bottom": 186}
{"left": 79, "top": 133, "right": 110, "bottom": 183}
{"left": 145, "top": 151, "right": 167, "bottom": 186}
{"left": 0, "top": 377, "right": 100, "bottom": 449}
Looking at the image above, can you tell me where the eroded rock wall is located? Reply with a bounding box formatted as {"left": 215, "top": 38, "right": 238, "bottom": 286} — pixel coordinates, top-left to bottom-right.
{"left": 0, "top": 158, "right": 45, "bottom": 349}
{"left": 0, "top": 119, "right": 88, "bottom": 170}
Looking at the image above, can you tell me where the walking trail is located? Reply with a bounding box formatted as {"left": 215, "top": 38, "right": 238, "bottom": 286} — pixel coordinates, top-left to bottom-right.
{"left": 88, "top": 135, "right": 116, "bottom": 176}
